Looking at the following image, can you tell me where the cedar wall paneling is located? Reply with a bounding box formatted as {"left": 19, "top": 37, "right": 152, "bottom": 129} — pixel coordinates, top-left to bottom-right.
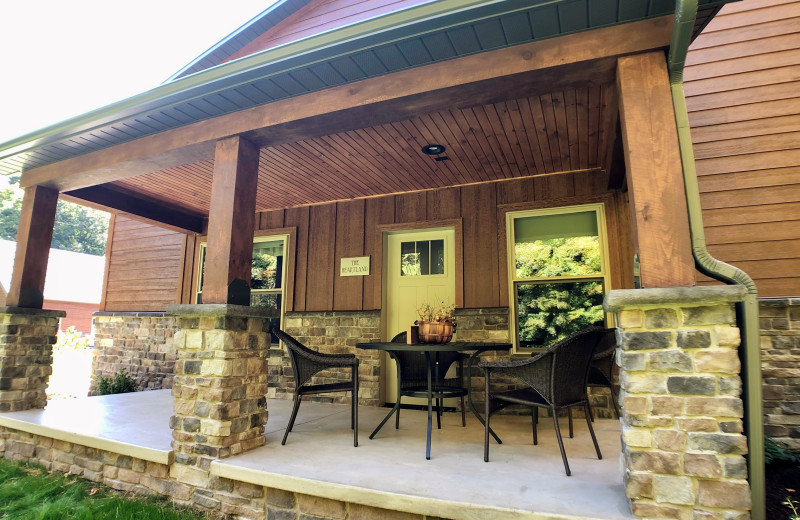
{"left": 103, "top": 174, "right": 631, "bottom": 312}
{"left": 101, "top": 216, "right": 184, "bottom": 311}
{"left": 253, "top": 170, "right": 632, "bottom": 312}
{"left": 686, "top": 0, "right": 800, "bottom": 297}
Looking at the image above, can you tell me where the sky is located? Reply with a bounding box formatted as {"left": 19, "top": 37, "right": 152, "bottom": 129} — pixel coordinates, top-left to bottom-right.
{"left": 0, "top": 1, "right": 275, "bottom": 145}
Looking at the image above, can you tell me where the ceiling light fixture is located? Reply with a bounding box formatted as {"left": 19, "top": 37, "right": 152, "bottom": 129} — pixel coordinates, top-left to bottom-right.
{"left": 421, "top": 144, "right": 450, "bottom": 161}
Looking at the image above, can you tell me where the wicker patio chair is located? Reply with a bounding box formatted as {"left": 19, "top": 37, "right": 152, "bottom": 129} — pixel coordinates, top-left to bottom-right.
{"left": 587, "top": 328, "right": 620, "bottom": 420}
{"left": 479, "top": 327, "right": 605, "bottom": 476}
{"left": 389, "top": 332, "right": 467, "bottom": 429}
{"left": 272, "top": 328, "right": 359, "bottom": 447}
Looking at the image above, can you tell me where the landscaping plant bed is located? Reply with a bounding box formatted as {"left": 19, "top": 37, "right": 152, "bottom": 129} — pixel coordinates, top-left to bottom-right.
{"left": 766, "top": 460, "right": 800, "bottom": 520}
{"left": 765, "top": 439, "right": 800, "bottom": 520}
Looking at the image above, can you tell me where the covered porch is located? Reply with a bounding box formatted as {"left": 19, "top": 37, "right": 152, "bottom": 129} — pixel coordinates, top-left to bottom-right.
{"left": 0, "top": 0, "right": 757, "bottom": 518}
{"left": 0, "top": 390, "right": 628, "bottom": 519}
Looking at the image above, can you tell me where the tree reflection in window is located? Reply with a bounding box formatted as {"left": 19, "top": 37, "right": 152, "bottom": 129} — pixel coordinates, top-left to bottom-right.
{"left": 400, "top": 240, "right": 444, "bottom": 276}
{"left": 512, "top": 210, "right": 606, "bottom": 348}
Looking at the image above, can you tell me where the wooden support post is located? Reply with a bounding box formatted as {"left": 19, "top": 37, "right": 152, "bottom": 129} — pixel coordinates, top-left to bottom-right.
{"left": 202, "top": 136, "right": 260, "bottom": 305}
{"left": 6, "top": 186, "right": 59, "bottom": 308}
{"left": 617, "top": 52, "right": 695, "bottom": 288}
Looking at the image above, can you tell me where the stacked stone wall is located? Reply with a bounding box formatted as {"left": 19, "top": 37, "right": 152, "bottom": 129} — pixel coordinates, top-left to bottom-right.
{"left": 0, "top": 426, "right": 449, "bottom": 520}
{"left": 278, "top": 311, "right": 382, "bottom": 407}
{"left": 760, "top": 298, "right": 800, "bottom": 450}
{"left": 92, "top": 312, "right": 179, "bottom": 392}
{"left": 0, "top": 308, "right": 64, "bottom": 412}
{"left": 606, "top": 286, "right": 751, "bottom": 520}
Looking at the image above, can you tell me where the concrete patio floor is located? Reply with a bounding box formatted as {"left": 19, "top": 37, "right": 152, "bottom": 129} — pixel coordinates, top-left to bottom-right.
{"left": 0, "top": 390, "right": 632, "bottom": 520}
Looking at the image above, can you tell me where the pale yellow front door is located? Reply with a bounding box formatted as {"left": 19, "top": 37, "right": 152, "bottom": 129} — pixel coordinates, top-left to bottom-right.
{"left": 384, "top": 228, "right": 456, "bottom": 404}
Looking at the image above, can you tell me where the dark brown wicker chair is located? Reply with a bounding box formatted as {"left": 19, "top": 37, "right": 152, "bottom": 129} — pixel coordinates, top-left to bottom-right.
{"left": 479, "top": 327, "right": 605, "bottom": 475}
{"left": 587, "top": 328, "right": 620, "bottom": 420}
{"left": 272, "top": 328, "right": 359, "bottom": 447}
{"left": 389, "top": 331, "right": 467, "bottom": 430}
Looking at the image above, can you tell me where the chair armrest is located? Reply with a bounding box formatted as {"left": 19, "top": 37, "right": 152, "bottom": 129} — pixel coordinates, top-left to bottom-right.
{"left": 294, "top": 348, "right": 358, "bottom": 366}
{"left": 592, "top": 348, "right": 614, "bottom": 361}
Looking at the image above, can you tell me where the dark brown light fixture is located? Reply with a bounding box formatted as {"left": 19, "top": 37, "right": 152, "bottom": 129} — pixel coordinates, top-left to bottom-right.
{"left": 421, "top": 144, "right": 449, "bottom": 161}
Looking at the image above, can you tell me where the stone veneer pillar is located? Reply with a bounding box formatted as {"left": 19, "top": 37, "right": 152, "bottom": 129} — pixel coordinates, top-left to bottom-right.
{"left": 166, "top": 304, "right": 269, "bottom": 487}
{"left": 605, "top": 286, "right": 752, "bottom": 520}
{"left": 0, "top": 307, "right": 65, "bottom": 412}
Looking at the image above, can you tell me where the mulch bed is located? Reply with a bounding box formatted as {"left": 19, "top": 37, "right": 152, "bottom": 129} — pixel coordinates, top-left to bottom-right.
{"left": 766, "top": 460, "right": 800, "bottom": 520}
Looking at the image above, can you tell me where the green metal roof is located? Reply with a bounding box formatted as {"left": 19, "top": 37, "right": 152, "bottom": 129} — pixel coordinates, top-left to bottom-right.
{"left": 0, "top": 0, "right": 733, "bottom": 177}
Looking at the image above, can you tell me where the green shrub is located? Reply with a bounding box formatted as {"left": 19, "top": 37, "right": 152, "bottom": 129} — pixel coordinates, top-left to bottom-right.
{"left": 95, "top": 369, "right": 137, "bottom": 395}
{"left": 765, "top": 437, "right": 799, "bottom": 465}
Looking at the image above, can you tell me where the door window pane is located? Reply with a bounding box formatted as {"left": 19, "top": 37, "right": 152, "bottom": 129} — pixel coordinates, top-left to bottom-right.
{"left": 515, "top": 280, "right": 605, "bottom": 348}
{"left": 400, "top": 240, "right": 445, "bottom": 276}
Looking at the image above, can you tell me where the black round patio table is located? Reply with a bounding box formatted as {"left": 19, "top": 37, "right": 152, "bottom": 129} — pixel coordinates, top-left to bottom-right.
{"left": 356, "top": 341, "right": 511, "bottom": 459}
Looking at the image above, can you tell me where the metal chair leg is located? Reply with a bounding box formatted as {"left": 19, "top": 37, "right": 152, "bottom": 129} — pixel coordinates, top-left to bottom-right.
{"left": 484, "top": 372, "right": 491, "bottom": 462}
{"left": 568, "top": 408, "right": 574, "bottom": 438}
{"left": 584, "top": 402, "right": 602, "bottom": 460}
{"left": 395, "top": 396, "right": 401, "bottom": 429}
{"left": 552, "top": 407, "right": 571, "bottom": 476}
{"left": 353, "top": 366, "right": 359, "bottom": 447}
{"left": 282, "top": 394, "right": 302, "bottom": 445}
{"left": 460, "top": 395, "right": 466, "bottom": 427}
{"left": 436, "top": 397, "right": 442, "bottom": 430}
{"left": 532, "top": 407, "right": 538, "bottom": 445}
{"left": 610, "top": 386, "right": 621, "bottom": 418}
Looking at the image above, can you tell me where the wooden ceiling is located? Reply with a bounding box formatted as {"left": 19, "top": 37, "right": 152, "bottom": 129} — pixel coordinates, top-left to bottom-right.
{"left": 112, "top": 82, "right": 617, "bottom": 215}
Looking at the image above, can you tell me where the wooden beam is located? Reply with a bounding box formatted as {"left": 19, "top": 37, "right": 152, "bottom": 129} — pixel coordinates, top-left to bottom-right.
{"left": 202, "top": 136, "right": 260, "bottom": 305}
{"left": 617, "top": 52, "right": 695, "bottom": 287}
{"left": 63, "top": 186, "right": 205, "bottom": 234}
{"left": 20, "top": 16, "right": 674, "bottom": 193}
{"left": 6, "top": 186, "right": 59, "bottom": 308}
{"left": 606, "top": 120, "right": 626, "bottom": 190}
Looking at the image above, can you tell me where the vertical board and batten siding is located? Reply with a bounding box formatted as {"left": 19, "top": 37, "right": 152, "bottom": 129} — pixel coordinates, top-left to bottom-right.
{"left": 246, "top": 170, "right": 633, "bottom": 313}
{"left": 101, "top": 176, "right": 633, "bottom": 312}
{"left": 686, "top": 0, "right": 800, "bottom": 297}
{"left": 100, "top": 215, "right": 185, "bottom": 311}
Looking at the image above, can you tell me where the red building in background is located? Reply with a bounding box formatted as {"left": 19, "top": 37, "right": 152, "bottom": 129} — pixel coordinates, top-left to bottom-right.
{"left": 0, "top": 240, "right": 103, "bottom": 334}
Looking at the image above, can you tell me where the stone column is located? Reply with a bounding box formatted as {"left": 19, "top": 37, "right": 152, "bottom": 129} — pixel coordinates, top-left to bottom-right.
{"left": 0, "top": 307, "right": 65, "bottom": 411}
{"left": 166, "top": 304, "right": 269, "bottom": 486}
{"left": 605, "top": 286, "right": 752, "bottom": 520}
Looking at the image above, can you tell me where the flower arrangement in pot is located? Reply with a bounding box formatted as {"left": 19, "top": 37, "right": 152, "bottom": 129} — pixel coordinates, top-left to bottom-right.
{"left": 415, "top": 302, "right": 457, "bottom": 343}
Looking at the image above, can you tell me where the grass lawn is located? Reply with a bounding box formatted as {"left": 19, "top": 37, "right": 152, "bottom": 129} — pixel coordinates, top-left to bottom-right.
{"left": 0, "top": 458, "right": 211, "bottom": 520}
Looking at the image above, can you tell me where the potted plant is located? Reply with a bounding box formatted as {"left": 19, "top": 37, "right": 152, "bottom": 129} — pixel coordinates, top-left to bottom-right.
{"left": 415, "top": 303, "right": 457, "bottom": 343}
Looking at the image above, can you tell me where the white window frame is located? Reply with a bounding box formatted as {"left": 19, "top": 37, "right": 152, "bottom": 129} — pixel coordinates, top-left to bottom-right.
{"left": 505, "top": 203, "right": 612, "bottom": 353}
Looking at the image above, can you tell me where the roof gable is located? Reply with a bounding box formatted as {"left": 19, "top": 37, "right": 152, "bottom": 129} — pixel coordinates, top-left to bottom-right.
{"left": 169, "top": 0, "right": 315, "bottom": 80}
{"left": 223, "top": 0, "right": 434, "bottom": 65}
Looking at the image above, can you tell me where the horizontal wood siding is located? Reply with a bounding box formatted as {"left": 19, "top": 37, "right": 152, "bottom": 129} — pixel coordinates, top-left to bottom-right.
{"left": 686, "top": 0, "right": 800, "bottom": 297}
{"left": 102, "top": 216, "right": 184, "bottom": 311}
